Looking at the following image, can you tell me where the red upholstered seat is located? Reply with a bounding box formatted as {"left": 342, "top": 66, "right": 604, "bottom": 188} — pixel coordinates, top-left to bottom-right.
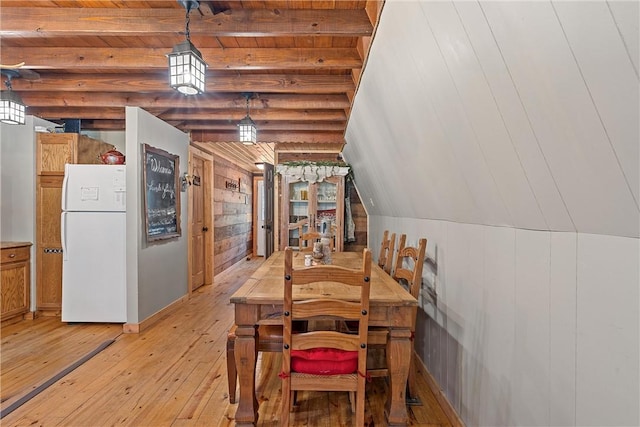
{"left": 291, "top": 348, "right": 358, "bottom": 375}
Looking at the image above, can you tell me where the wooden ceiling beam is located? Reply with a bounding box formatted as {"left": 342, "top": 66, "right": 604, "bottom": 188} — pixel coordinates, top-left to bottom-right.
{"left": 28, "top": 107, "right": 347, "bottom": 121}
{"left": 82, "top": 121, "right": 346, "bottom": 132}
{"left": 19, "top": 92, "right": 351, "bottom": 109}
{"left": 160, "top": 110, "right": 348, "bottom": 121}
{"left": 11, "top": 74, "right": 355, "bottom": 93}
{"left": 0, "top": 8, "right": 372, "bottom": 37}
{"left": 182, "top": 122, "right": 346, "bottom": 131}
{"left": 1, "top": 47, "right": 362, "bottom": 70}
{"left": 192, "top": 130, "right": 344, "bottom": 144}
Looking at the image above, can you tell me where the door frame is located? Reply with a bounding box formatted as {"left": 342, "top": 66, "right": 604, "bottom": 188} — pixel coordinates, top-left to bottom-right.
{"left": 187, "top": 145, "right": 214, "bottom": 295}
{"left": 252, "top": 175, "right": 263, "bottom": 257}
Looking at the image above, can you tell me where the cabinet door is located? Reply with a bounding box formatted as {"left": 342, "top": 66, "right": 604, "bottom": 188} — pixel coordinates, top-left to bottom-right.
{"left": 37, "top": 133, "right": 75, "bottom": 175}
{"left": 36, "top": 176, "right": 63, "bottom": 312}
{"left": 282, "top": 177, "right": 311, "bottom": 250}
{"left": 312, "top": 176, "right": 344, "bottom": 251}
{"left": 1, "top": 257, "right": 30, "bottom": 321}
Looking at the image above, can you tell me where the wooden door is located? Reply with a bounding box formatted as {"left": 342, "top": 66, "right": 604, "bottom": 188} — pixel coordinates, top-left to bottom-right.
{"left": 254, "top": 177, "right": 265, "bottom": 256}
{"left": 190, "top": 154, "right": 206, "bottom": 290}
{"left": 36, "top": 175, "right": 64, "bottom": 314}
{"left": 263, "top": 163, "right": 275, "bottom": 258}
{"left": 188, "top": 146, "right": 213, "bottom": 294}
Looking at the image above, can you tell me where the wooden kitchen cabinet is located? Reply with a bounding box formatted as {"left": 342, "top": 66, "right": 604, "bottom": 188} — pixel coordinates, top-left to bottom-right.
{"left": 35, "top": 133, "right": 113, "bottom": 316}
{"left": 37, "top": 132, "right": 112, "bottom": 175}
{"left": 278, "top": 166, "right": 349, "bottom": 252}
{"left": 1, "top": 242, "right": 32, "bottom": 323}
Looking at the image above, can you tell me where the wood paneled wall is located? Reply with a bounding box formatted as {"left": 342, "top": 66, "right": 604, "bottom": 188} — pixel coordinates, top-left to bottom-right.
{"left": 213, "top": 156, "right": 252, "bottom": 275}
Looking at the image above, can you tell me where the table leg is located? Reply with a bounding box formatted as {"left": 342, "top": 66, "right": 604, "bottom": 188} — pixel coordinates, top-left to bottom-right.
{"left": 385, "top": 327, "right": 412, "bottom": 426}
{"left": 234, "top": 325, "right": 258, "bottom": 426}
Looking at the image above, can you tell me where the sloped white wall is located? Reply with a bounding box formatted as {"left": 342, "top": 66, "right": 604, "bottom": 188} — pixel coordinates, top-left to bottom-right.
{"left": 346, "top": 0, "right": 639, "bottom": 238}
{"left": 345, "top": 1, "right": 639, "bottom": 425}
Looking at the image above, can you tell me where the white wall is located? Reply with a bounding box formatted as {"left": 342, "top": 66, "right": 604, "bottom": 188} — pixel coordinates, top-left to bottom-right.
{"left": 346, "top": 1, "right": 640, "bottom": 425}
{"left": 125, "top": 107, "right": 189, "bottom": 323}
{"left": 368, "top": 216, "right": 639, "bottom": 426}
{"left": 1, "top": 116, "right": 60, "bottom": 310}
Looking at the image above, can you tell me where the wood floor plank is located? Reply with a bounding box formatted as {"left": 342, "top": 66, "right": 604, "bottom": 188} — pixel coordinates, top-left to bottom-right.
{"left": 0, "top": 256, "right": 455, "bottom": 426}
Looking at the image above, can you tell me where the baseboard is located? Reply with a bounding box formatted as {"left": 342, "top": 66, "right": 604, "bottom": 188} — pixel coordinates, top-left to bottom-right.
{"left": 415, "top": 354, "right": 465, "bottom": 427}
{"left": 122, "top": 294, "right": 189, "bottom": 334}
{"left": 35, "top": 309, "right": 61, "bottom": 317}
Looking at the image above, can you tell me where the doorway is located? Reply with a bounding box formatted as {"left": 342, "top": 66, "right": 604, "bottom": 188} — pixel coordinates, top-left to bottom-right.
{"left": 253, "top": 164, "right": 274, "bottom": 258}
{"left": 188, "top": 146, "right": 214, "bottom": 293}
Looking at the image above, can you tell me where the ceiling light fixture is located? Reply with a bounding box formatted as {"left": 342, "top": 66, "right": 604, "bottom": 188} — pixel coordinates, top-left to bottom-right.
{"left": 238, "top": 93, "right": 257, "bottom": 145}
{"left": 167, "top": 0, "right": 207, "bottom": 96}
{"left": 255, "top": 162, "right": 265, "bottom": 170}
{"left": 0, "top": 70, "right": 26, "bottom": 125}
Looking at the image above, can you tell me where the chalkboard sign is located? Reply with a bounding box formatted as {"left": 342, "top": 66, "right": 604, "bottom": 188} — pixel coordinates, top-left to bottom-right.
{"left": 143, "top": 144, "right": 181, "bottom": 241}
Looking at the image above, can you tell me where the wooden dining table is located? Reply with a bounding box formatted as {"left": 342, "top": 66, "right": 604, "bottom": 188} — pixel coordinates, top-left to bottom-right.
{"left": 230, "top": 250, "right": 418, "bottom": 426}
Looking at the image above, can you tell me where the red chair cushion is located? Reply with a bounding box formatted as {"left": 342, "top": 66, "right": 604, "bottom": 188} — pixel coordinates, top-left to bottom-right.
{"left": 291, "top": 348, "right": 358, "bottom": 375}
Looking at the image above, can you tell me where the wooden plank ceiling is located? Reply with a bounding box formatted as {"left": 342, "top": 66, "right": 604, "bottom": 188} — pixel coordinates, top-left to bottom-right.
{"left": 0, "top": 0, "right": 382, "bottom": 171}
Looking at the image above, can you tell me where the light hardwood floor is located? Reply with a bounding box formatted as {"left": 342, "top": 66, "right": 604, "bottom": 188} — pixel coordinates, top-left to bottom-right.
{"left": 1, "top": 257, "right": 454, "bottom": 426}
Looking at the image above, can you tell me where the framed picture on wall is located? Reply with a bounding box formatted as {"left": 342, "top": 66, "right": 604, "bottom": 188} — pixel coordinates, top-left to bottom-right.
{"left": 142, "top": 144, "right": 181, "bottom": 241}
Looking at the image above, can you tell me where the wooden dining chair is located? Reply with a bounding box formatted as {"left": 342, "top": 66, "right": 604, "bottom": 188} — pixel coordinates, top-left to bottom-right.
{"left": 377, "top": 230, "right": 396, "bottom": 275}
{"left": 299, "top": 231, "right": 322, "bottom": 252}
{"left": 288, "top": 219, "right": 309, "bottom": 250}
{"left": 280, "top": 247, "right": 372, "bottom": 426}
{"left": 392, "top": 234, "right": 426, "bottom": 398}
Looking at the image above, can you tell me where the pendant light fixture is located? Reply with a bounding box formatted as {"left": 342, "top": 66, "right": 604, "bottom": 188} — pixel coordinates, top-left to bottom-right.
{"left": 167, "top": 0, "right": 207, "bottom": 96}
{"left": 238, "top": 93, "right": 257, "bottom": 145}
{"left": 0, "top": 71, "right": 26, "bottom": 125}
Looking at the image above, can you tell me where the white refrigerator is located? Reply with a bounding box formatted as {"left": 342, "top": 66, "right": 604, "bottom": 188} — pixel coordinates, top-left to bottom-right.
{"left": 61, "top": 164, "right": 127, "bottom": 322}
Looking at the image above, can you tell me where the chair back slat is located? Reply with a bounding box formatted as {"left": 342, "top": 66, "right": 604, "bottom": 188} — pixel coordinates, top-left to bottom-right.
{"left": 292, "top": 265, "right": 367, "bottom": 286}
{"left": 293, "top": 299, "right": 363, "bottom": 320}
{"left": 292, "top": 330, "right": 360, "bottom": 352}
{"left": 300, "top": 231, "right": 321, "bottom": 252}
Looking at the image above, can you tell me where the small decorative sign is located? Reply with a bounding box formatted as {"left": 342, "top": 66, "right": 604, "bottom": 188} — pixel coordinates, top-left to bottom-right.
{"left": 225, "top": 178, "right": 241, "bottom": 191}
{"left": 192, "top": 175, "right": 201, "bottom": 186}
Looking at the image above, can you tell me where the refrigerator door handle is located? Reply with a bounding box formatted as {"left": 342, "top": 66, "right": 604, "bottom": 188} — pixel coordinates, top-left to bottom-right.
{"left": 61, "top": 212, "right": 68, "bottom": 261}
{"left": 61, "top": 164, "right": 69, "bottom": 210}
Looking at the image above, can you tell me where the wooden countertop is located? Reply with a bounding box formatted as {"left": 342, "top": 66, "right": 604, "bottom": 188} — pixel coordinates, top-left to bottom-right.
{"left": 1, "top": 242, "right": 33, "bottom": 250}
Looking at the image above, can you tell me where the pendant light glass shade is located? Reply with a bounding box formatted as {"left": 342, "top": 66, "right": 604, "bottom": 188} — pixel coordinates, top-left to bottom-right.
{"left": 238, "top": 115, "right": 257, "bottom": 145}
{"left": 238, "top": 94, "right": 257, "bottom": 145}
{"left": 0, "top": 89, "right": 26, "bottom": 125}
{"left": 168, "top": 40, "right": 207, "bottom": 95}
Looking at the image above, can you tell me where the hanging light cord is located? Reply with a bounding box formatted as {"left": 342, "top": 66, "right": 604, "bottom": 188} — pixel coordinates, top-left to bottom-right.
{"left": 185, "top": 9, "right": 191, "bottom": 42}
